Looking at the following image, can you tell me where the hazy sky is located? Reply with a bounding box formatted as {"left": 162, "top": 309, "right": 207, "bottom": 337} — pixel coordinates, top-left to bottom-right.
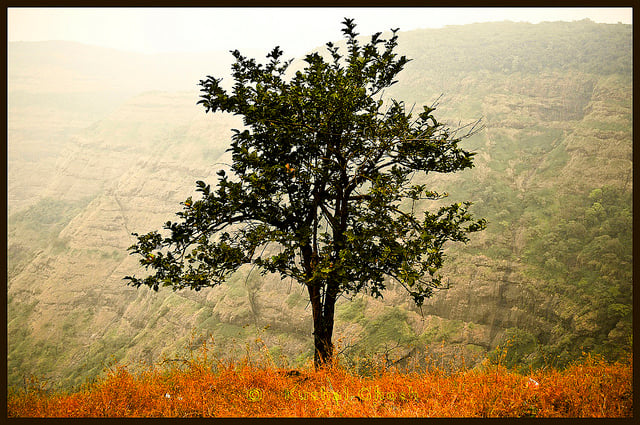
{"left": 8, "top": 7, "right": 632, "bottom": 56}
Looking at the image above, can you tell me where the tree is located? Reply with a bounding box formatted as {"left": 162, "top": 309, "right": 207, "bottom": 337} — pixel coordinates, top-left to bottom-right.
{"left": 124, "top": 19, "right": 486, "bottom": 368}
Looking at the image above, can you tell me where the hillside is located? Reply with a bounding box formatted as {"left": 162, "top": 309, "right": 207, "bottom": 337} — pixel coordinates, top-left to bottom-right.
{"left": 7, "top": 20, "right": 632, "bottom": 390}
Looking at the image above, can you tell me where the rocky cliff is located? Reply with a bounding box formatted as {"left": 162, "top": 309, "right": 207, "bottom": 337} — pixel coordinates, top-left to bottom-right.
{"left": 8, "top": 20, "right": 632, "bottom": 389}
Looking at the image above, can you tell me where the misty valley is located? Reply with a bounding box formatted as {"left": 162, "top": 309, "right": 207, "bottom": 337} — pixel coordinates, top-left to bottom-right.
{"left": 7, "top": 19, "right": 631, "bottom": 414}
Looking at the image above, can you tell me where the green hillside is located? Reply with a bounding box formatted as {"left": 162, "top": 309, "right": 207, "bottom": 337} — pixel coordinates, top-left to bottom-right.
{"left": 7, "top": 19, "right": 631, "bottom": 390}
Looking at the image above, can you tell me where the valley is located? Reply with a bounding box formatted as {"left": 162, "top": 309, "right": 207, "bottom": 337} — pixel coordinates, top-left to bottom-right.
{"left": 7, "top": 20, "right": 632, "bottom": 390}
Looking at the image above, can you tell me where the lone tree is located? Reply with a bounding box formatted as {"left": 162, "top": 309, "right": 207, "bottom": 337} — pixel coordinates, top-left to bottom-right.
{"left": 125, "top": 19, "right": 486, "bottom": 368}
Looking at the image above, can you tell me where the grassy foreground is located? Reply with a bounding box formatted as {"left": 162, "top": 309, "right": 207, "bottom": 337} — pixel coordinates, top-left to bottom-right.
{"left": 8, "top": 343, "right": 632, "bottom": 418}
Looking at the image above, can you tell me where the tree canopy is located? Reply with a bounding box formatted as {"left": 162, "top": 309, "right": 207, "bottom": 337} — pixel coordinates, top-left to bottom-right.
{"left": 125, "top": 18, "right": 486, "bottom": 367}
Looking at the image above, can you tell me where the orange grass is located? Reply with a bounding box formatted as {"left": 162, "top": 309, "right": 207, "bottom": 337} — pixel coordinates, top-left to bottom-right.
{"left": 8, "top": 346, "right": 632, "bottom": 418}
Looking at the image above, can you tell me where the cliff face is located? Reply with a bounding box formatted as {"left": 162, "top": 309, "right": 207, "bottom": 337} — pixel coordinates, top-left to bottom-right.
{"left": 8, "top": 20, "right": 632, "bottom": 389}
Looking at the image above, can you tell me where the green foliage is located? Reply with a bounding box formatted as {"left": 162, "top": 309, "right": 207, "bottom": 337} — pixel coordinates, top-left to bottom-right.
{"left": 10, "top": 197, "right": 88, "bottom": 229}
{"left": 403, "top": 20, "right": 631, "bottom": 78}
{"left": 490, "top": 328, "right": 538, "bottom": 371}
{"left": 336, "top": 297, "right": 367, "bottom": 323}
{"left": 521, "top": 186, "right": 631, "bottom": 363}
{"left": 124, "top": 19, "right": 485, "bottom": 366}
{"left": 8, "top": 196, "right": 93, "bottom": 277}
{"left": 362, "top": 307, "right": 416, "bottom": 349}
{"left": 420, "top": 319, "right": 464, "bottom": 345}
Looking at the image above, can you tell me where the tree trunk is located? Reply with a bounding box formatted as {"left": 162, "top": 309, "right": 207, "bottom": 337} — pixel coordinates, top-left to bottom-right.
{"left": 313, "top": 321, "right": 334, "bottom": 368}
{"left": 302, "top": 240, "right": 339, "bottom": 369}
{"left": 308, "top": 282, "right": 338, "bottom": 369}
